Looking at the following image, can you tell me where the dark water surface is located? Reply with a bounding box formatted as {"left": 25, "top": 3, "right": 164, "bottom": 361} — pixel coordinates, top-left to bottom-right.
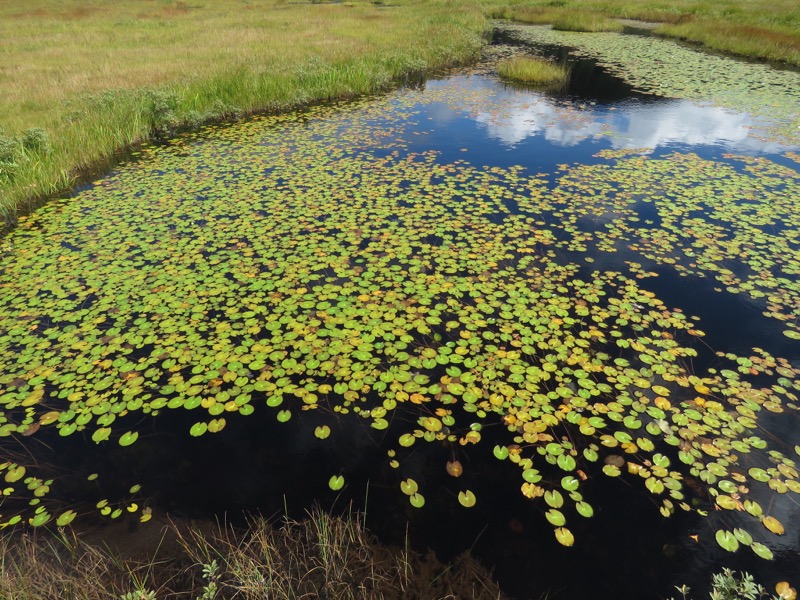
{"left": 101, "top": 71, "right": 800, "bottom": 596}
{"left": 6, "top": 35, "right": 800, "bottom": 600}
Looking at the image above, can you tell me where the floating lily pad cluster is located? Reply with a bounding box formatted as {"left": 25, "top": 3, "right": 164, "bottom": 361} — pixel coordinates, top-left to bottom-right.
{"left": 0, "top": 61, "right": 798, "bottom": 556}
{"left": 499, "top": 23, "right": 800, "bottom": 147}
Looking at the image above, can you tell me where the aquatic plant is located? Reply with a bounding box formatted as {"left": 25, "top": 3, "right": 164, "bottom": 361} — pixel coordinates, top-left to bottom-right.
{"left": 0, "top": 73, "right": 798, "bottom": 561}
{"left": 671, "top": 569, "right": 797, "bottom": 600}
{"left": 497, "top": 56, "right": 569, "bottom": 86}
{"left": 500, "top": 24, "right": 800, "bottom": 146}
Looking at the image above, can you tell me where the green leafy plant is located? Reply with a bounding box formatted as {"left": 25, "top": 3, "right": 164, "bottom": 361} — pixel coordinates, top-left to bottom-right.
{"left": 670, "top": 568, "right": 791, "bottom": 600}
{"left": 195, "top": 559, "right": 219, "bottom": 600}
{"left": 20, "top": 128, "right": 51, "bottom": 156}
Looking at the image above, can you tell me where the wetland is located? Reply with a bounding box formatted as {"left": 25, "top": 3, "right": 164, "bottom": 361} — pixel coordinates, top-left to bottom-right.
{"left": 1, "top": 22, "right": 800, "bottom": 600}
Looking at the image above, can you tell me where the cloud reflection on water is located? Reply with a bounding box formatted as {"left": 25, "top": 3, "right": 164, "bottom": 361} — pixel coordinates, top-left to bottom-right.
{"left": 464, "top": 77, "right": 794, "bottom": 154}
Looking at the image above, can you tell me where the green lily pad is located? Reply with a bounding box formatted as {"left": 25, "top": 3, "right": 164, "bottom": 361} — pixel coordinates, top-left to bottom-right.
{"left": 751, "top": 542, "right": 774, "bottom": 560}
{"left": 546, "top": 509, "right": 566, "bottom": 527}
{"left": 493, "top": 445, "right": 509, "bottom": 460}
{"left": 575, "top": 501, "right": 594, "bottom": 518}
{"left": 190, "top": 422, "right": 208, "bottom": 437}
{"left": 554, "top": 527, "right": 574, "bottom": 547}
{"left": 400, "top": 478, "right": 418, "bottom": 496}
{"left": 715, "top": 529, "right": 739, "bottom": 552}
{"left": 118, "top": 431, "right": 139, "bottom": 447}
{"left": 409, "top": 492, "right": 425, "bottom": 508}
{"left": 30, "top": 511, "right": 51, "bottom": 527}
{"left": 458, "top": 490, "right": 476, "bottom": 508}
{"left": 56, "top": 510, "right": 77, "bottom": 527}
{"left": 91, "top": 428, "right": 111, "bottom": 444}
{"left": 544, "top": 489, "right": 564, "bottom": 509}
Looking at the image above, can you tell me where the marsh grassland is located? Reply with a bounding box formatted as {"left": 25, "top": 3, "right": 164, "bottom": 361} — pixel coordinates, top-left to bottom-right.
{"left": 1, "top": 0, "right": 799, "bottom": 227}
{"left": 495, "top": 0, "right": 800, "bottom": 64}
{"left": 0, "top": 0, "right": 487, "bottom": 227}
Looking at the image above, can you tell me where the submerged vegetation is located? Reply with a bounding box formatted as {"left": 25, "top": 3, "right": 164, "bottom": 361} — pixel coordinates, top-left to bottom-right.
{"left": 497, "top": 56, "right": 570, "bottom": 86}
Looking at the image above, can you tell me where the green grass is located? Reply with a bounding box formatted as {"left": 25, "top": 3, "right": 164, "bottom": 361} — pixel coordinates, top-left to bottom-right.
{"left": 497, "top": 56, "right": 570, "bottom": 85}
{"left": 0, "top": 510, "right": 506, "bottom": 599}
{"left": 0, "top": 0, "right": 490, "bottom": 230}
{"left": 0, "top": 0, "right": 798, "bottom": 229}
{"left": 655, "top": 19, "right": 800, "bottom": 65}
{"left": 551, "top": 13, "right": 624, "bottom": 32}
{"left": 495, "top": 0, "right": 800, "bottom": 65}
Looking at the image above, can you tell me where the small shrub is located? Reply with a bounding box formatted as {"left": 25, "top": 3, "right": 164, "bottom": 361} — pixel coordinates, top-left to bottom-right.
{"left": 21, "top": 128, "right": 52, "bottom": 155}
{"left": 0, "top": 134, "right": 19, "bottom": 182}
{"left": 0, "top": 134, "right": 18, "bottom": 163}
{"left": 670, "top": 568, "right": 783, "bottom": 600}
{"left": 497, "top": 55, "right": 569, "bottom": 86}
{"left": 709, "top": 569, "right": 769, "bottom": 600}
{"left": 144, "top": 89, "right": 180, "bottom": 135}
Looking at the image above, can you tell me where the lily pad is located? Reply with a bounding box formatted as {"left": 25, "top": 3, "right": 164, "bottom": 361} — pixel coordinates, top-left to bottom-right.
{"left": 458, "top": 490, "right": 477, "bottom": 508}
{"left": 118, "top": 431, "right": 139, "bottom": 447}
{"left": 715, "top": 529, "right": 739, "bottom": 552}
{"left": 554, "top": 527, "right": 575, "bottom": 547}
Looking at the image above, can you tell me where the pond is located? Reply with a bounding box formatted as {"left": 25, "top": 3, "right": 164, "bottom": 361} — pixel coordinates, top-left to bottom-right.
{"left": 1, "top": 24, "right": 799, "bottom": 600}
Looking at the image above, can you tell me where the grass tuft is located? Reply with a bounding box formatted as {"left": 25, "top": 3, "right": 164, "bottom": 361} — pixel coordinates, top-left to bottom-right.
{"left": 497, "top": 56, "right": 570, "bottom": 86}
{"left": 551, "top": 13, "right": 624, "bottom": 32}
{"left": 179, "top": 509, "right": 506, "bottom": 599}
{"left": 656, "top": 20, "right": 800, "bottom": 64}
{"left": 0, "top": 509, "right": 506, "bottom": 600}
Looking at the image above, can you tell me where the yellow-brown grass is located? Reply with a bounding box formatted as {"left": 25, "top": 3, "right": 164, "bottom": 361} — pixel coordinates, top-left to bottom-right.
{"left": 0, "top": 510, "right": 506, "bottom": 599}
{"left": 496, "top": 0, "right": 800, "bottom": 63}
{"left": 0, "top": 0, "right": 489, "bottom": 228}
{"left": 1, "top": 0, "right": 798, "bottom": 228}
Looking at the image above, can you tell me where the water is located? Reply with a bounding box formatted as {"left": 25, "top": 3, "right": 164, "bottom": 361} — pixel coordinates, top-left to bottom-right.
{"left": 2, "top": 30, "right": 800, "bottom": 600}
